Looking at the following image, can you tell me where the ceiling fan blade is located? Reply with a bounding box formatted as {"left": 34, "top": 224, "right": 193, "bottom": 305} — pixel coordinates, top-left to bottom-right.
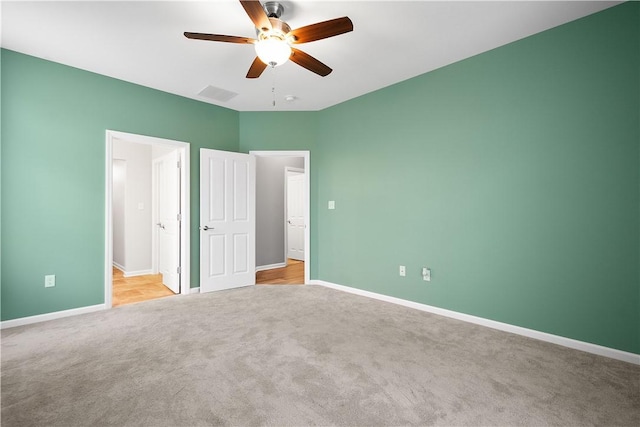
{"left": 246, "top": 57, "right": 268, "bottom": 79}
{"left": 290, "top": 48, "right": 332, "bottom": 77}
{"left": 288, "top": 17, "right": 353, "bottom": 44}
{"left": 184, "top": 32, "right": 255, "bottom": 44}
{"left": 240, "top": 0, "right": 272, "bottom": 32}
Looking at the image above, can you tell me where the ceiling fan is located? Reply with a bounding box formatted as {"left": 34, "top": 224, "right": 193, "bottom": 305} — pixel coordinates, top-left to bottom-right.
{"left": 184, "top": 0, "right": 353, "bottom": 78}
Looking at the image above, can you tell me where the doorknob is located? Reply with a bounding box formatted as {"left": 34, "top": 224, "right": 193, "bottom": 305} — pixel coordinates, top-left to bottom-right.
{"left": 287, "top": 220, "right": 292, "bottom": 224}
{"left": 156, "top": 222, "right": 165, "bottom": 229}
{"left": 200, "top": 225, "right": 214, "bottom": 231}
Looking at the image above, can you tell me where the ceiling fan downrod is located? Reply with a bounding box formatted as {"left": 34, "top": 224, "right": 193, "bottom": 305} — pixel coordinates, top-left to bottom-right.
{"left": 263, "top": 2, "right": 284, "bottom": 19}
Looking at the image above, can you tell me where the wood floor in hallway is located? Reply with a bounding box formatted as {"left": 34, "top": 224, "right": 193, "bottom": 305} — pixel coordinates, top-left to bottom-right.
{"left": 256, "top": 259, "right": 304, "bottom": 285}
{"left": 112, "top": 267, "right": 175, "bottom": 307}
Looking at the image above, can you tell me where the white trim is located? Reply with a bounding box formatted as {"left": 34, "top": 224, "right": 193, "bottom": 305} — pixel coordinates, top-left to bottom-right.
{"left": 112, "top": 262, "right": 125, "bottom": 272}
{"left": 105, "top": 137, "right": 114, "bottom": 308}
{"left": 250, "top": 151, "right": 310, "bottom": 284}
{"left": 255, "top": 262, "right": 287, "bottom": 272}
{"left": 0, "top": 304, "right": 106, "bottom": 329}
{"left": 105, "top": 130, "right": 191, "bottom": 310}
{"left": 190, "top": 287, "right": 200, "bottom": 294}
{"left": 123, "top": 269, "right": 154, "bottom": 278}
{"left": 310, "top": 280, "right": 640, "bottom": 365}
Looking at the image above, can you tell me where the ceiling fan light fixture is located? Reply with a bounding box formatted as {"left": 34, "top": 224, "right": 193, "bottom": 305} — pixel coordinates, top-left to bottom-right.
{"left": 255, "top": 38, "right": 291, "bottom": 67}
{"left": 185, "top": 0, "right": 353, "bottom": 78}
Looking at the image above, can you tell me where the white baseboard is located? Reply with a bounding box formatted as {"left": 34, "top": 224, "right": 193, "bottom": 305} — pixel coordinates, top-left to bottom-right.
{"left": 255, "top": 262, "right": 287, "bottom": 272}
{"left": 112, "top": 263, "right": 154, "bottom": 278}
{"left": 1, "top": 304, "right": 106, "bottom": 329}
{"left": 309, "top": 280, "right": 640, "bottom": 365}
{"left": 123, "top": 269, "right": 154, "bottom": 278}
{"left": 2, "top": 286, "right": 199, "bottom": 329}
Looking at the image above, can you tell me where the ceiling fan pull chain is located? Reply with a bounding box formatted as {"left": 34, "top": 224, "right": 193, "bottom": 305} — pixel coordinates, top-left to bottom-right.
{"left": 271, "top": 66, "right": 277, "bottom": 108}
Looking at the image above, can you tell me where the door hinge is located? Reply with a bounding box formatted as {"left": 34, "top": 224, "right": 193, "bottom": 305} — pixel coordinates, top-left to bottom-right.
{"left": 177, "top": 160, "right": 181, "bottom": 169}
{"left": 177, "top": 266, "right": 181, "bottom": 274}
{"left": 177, "top": 213, "right": 181, "bottom": 221}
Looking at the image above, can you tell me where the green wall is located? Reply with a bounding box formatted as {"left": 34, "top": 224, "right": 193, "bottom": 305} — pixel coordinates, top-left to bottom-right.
{"left": 2, "top": 3, "right": 638, "bottom": 354}
{"left": 315, "top": 3, "right": 639, "bottom": 353}
{"left": 241, "top": 3, "right": 640, "bottom": 354}
{"left": 1, "top": 50, "right": 239, "bottom": 320}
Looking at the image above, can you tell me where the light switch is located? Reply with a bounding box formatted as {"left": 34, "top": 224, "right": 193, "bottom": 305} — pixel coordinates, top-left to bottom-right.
{"left": 45, "top": 275, "right": 56, "bottom": 288}
{"left": 328, "top": 201, "right": 335, "bottom": 210}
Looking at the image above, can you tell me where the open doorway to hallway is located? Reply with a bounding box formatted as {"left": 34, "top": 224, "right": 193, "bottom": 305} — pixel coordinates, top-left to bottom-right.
{"left": 111, "top": 138, "right": 180, "bottom": 306}
{"left": 251, "top": 151, "right": 309, "bottom": 285}
{"left": 105, "top": 130, "right": 191, "bottom": 309}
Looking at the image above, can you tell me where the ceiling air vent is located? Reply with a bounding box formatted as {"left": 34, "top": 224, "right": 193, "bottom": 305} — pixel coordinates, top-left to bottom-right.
{"left": 197, "top": 85, "right": 238, "bottom": 102}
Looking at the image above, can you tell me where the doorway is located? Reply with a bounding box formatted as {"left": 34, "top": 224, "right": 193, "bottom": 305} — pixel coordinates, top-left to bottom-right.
{"left": 251, "top": 151, "right": 310, "bottom": 285}
{"left": 105, "top": 130, "right": 190, "bottom": 308}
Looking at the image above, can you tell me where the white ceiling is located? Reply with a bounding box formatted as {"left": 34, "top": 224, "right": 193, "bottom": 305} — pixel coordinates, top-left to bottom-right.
{"left": 1, "top": 1, "right": 620, "bottom": 111}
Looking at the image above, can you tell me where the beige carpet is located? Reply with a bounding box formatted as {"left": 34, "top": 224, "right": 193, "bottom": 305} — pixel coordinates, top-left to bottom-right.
{"left": 2, "top": 285, "right": 639, "bottom": 426}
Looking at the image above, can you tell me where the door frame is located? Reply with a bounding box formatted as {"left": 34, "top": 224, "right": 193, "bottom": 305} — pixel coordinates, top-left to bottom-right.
{"left": 284, "top": 166, "right": 305, "bottom": 263}
{"left": 250, "top": 151, "right": 310, "bottom": 284}
{"left": 104, "top": 130, "right": 190, "bottom": 308}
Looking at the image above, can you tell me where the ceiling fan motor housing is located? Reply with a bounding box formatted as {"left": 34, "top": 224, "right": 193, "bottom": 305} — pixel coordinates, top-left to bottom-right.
{"left": 256, "top": 2, "right": 291, "bottom": 42}
{"left": 263, "top": 18, "right": 291, "bottom": 39}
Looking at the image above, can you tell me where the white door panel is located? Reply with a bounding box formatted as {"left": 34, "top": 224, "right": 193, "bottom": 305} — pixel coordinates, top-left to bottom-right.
{"left": 200, "top": 149, "right": 255, "bottom": 292}
{"left": 155, "top": 150, "right": 180, "bottom": 293}
{"left": 287, "top": 171, "right": 305, "bottom": 261}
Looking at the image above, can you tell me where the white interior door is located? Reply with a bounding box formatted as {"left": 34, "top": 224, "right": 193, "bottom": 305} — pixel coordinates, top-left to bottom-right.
{"left": 286, "top": 171, "right": 305, "bottom": 261}
{"left": 155, "top": 150, "right": 180, "bottom": 293}
{"left": 200, "top": 148, "right": 256, "bottom": 292}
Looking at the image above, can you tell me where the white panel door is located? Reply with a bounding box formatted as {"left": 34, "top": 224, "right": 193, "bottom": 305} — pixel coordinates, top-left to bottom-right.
{"left": 155, "top": 150, "right": 180, "bottom": 294}
{"left": 286, "top": 171, "right": 305, "bottom": 261}
{"left": 200, "top": 148, "right": 255, "bottom": 292}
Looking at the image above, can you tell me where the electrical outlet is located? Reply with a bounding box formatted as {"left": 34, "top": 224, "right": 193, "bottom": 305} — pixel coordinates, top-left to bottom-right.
{"left": 399, "top": 265, "right": 406, "bottom": 277}
{"left": 422, "top": 268, "right": 431, "bottom": 282}
{"left": 328, "top": 201, "right": 335, "bottom": 210}
{"left": 45, "top": 275, "right": 56, "bottom": 288}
